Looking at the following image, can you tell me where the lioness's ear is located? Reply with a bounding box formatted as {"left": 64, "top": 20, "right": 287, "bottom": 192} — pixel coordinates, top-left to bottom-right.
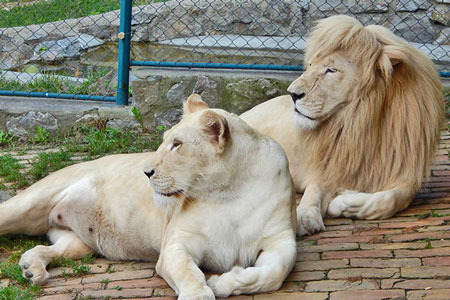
{"left": 199, "top": 111, "right": 230, "bottom": 154}
{"left": 183, "top": 94, "right": 209, "bottom": 116}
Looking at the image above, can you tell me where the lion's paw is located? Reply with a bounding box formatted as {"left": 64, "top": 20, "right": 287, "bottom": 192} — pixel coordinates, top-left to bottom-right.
{"left": 178, "top": 285, "right": 215, "bottom": 300}
{"left": 207, "top": 274, "right": 234, "bottom": 298}
{"left": 19, "top": 250, "right": 49, "bottom": 285}
{"left": 297, "top": 206, "right": 325, "bottom": 236}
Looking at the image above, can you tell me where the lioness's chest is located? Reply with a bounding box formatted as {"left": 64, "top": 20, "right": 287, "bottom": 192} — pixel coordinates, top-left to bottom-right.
{"left": 182, "top": 203, "right": 266, "bottom": 273}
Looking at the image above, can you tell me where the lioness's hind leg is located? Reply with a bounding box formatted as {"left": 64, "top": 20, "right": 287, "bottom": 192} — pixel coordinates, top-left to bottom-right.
{"left": 19, "top": 228, "right": 93, "bottom": 285}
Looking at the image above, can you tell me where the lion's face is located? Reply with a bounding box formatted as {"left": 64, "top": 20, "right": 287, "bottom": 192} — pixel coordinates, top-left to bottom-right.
{"left": 144, "top": 94, "right": 229, "bottom": 207}
{"left": 287, "top": 51, "right": 358, "bottom": 130}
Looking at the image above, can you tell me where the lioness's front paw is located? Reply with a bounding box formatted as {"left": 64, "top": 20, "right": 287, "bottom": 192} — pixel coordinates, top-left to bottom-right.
{"left": 297, "top": 206, "right": 325, "bottom": 236}
{"left": 19, "top": 251, "right": 49, "bottom": 285}
{"left": 207, "top": 274, "right": 234, "bottom": 298}
{"left": 178, "top": 285, "right": 215, "bottom": 300}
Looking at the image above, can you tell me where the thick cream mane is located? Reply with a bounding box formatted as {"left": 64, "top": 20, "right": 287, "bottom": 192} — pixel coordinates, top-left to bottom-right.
{"left": 303, "top": 15, "right": 444, "bottom": 194}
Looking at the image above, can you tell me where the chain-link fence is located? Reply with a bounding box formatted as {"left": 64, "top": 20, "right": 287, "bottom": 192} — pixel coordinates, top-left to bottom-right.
{"left": 1, "top": 0, "right": 450, "bottom": 103}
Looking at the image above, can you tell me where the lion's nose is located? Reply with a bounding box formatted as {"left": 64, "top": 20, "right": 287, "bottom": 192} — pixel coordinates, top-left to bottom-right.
{"left": 290, "top": 92, "right": 305, "bottom": 103}
{"left": 144, "top": 169, "right": 155, "bottom": 178}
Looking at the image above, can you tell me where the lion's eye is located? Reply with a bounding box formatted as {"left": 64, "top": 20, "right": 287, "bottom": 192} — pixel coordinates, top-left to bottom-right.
{"left": 171, "top": 139, "right": 182, "bottom": 151}
{"left": 325, "top": 67, "right": 337, "bottom": 74}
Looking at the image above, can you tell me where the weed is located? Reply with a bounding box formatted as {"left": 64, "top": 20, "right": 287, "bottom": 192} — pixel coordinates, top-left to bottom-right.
{"left": 131, "top": 107, "right": 143, "bottom": 127}
{"left": 100, "top": 278, "right": 110, "bottom": 289}
{"left": 32, "top": 125, "right": 50, "bottom": 144}
{"left": 0, "top": 155, "right": 28, "bottom": 189}
{"left": 423, "top": 238, "right": 433, "bottom": 249}
{"left": 106, "top": 264, "right": 116, "bottom": 273}
{"left": 0, "top": 131, "right": 14, "bottom": 146}
{"left": 50, "top": 255, "right": 92, "bottom": 277}
{"left": 29, "top": 151, "right": 73, "bottom": 180}
{"left": 113, "top": 286, "right": 122, "bottom": 291}
{"left": 0, "top": 285, "right": 41, "bottom": 300}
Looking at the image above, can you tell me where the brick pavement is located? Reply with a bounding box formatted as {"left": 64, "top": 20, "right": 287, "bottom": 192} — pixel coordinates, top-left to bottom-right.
{"left": 4, "top": 127, "right": 450, "bottom": 300}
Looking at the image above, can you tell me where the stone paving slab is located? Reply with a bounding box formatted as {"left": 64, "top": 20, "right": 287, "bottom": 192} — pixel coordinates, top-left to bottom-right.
{"left": 1, "top": 127, "right": 449, "bottom": 299}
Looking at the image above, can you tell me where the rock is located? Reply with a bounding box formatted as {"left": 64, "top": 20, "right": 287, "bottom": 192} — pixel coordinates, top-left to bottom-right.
{"left": 31, "top": 34, "right": 104, "bottom": 62}
{"left": 391, "top": 12, "right": 436, "bottom": 43}
{"left": 193, "top": 76, "right": 219, "bottom": 107}
{"left": 225, "top": 78, "right": 285, "bottom": 113}
{"left": 429, "top": 4, "right": 450, "bottom": 26}
{"left": 106, "top": 119, "right": 142, "bottom": 131}
{"left": 0, "top": 191, "right": 12, "bottom": 203}
{"left": 6, "top": 112, "right": 58, "bottom": 137}
{"left": 436, "top": 27, "right": 450, "bottom": 45}
{"left": 310, "top": 0, "right": 388, "bottom": 16}
{"left": 396, "top": 0, "right": 430, "bottom": 12}
{"left": 166, "top": 82, "right": 188, "bottom": 103}
{"left": 155, "top": 109, "right": 183, "bottom": 129}
{"left": 0, "top": 36, "right": 33, "bottom": 69}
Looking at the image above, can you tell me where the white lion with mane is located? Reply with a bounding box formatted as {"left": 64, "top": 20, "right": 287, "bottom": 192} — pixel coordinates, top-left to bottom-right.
{"left": 0, "top": 95, "right": 296, "bottom": 299}
{"left": 241, "top": 15, "right": 444, "bottom": 235}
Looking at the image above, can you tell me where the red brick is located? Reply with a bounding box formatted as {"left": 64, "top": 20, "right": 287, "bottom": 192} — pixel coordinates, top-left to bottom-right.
{"left": 298, "top": 242, "right": 359, "bottom": 252}
{"left": 107, "top": 277, "right": 168, "bottom": 289}
{"left": 294, "top": 259, "right": 349, "bottom": 271}
{"left": 433, "top": 170, "right": 450, "bottom": 176}
{"left": 77, "top": 288, "right": 153, "bottom": 298}
{"left": 286, "top": 271, "right": 326, "bottom": 282}
{"left": 37, "top": 295, "right": 72, "bottom": 300}
{"left": 327, "top": 268, "right": 399, "bottom": 279}
{"left": 322, "top": 250, "right": 392, "bottom": 259}
{"left": 152, "top": 287, "right": 176, "bottom": 297}
{"left": 401, "top": 266, "right": 450, "bottom": 278}
{"left": 297, "top": 252, "right": 321, "bottom": 261}
{"left": 82, "top": 269, "right": 155, "bottom": 284}
{"left": 359, "top": 242, "right": 427, "bottom": 250}
{"left": 423, "top": 256, "right": 450, "bottom": 266}
{"left": 379, "top": 217, "right": 450, "bottom": 229}
{"left": 382, "top": 279, "right": 450, "bottom": 289}
{"left": 350, "top": 258, "right": 421, "bottom": 268}
{"left": 304, "top": 230, "right": 353, "bottom": 240}
{"left": 387, "top": 231, "right": 450, "bottom": 242}
{"left": 407, "top": 289, "right": 450, "bottom": 299}
{"left": 330, "top": 289, "right": 405, "bottom": 300}
{"left": 254, "top": 292, "right": 328, "bottom": 300}
{"left": 395, "top": 247, "right": 450, "bottom": 258}
{"left": 324, "top": 218, "right": 354, "bottom": 225}
{"left": 305, "top": 279, "right": 379, "bottom": 292}
{"left": 317, "top": 236, "right": 373, "bottom": 245}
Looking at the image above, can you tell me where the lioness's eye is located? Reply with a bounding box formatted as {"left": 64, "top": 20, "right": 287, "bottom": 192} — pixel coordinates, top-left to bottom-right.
{"left": 325, "top": 67, "right": 337, "bottom": 74}
{"left": 171, "top": 139, "right": 182, "bottom": 151}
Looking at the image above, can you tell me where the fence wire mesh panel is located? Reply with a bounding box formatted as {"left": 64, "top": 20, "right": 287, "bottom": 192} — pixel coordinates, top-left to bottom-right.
{"left": 129, "top": 0, "right": 450, "bottom": 73}
{"left": 0, "top": 0, "right": 125, "bottom": 100}
{"left": 1, "top": 0, "right": 450, "bottom": 103}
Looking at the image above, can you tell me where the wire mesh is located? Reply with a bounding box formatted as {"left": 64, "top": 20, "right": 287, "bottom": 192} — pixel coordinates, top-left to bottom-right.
{"left": 130, "top": 0, "right": 450, "bottom": 73}
{"left": 0, "top": 0, "right": 450, "bottom": 100}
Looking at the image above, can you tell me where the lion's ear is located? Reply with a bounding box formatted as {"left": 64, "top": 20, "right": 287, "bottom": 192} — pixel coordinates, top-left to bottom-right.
{"left": 377, "top": 45, "right": 409, "bottom": 81}
{"left": 199, "top": 110, "right": 230, "bottom": 154}
{"left": 183, "top": 94, "right": 209, "bottom": 116}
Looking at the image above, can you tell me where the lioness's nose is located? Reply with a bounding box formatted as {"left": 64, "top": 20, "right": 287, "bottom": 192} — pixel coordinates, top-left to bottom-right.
{"left": 144, "top": 169, "right": 155, "bottom": 178}
{"left": 290, "top": 92, "right": 305, "bottom": 103}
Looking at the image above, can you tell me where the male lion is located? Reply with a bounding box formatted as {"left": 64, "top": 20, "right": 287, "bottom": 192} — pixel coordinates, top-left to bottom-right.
{"left": 241, "top": 15, "right": 444, "bottom": 236}
{"left": 0, "top": 95, "right": 296, "bottom": 299}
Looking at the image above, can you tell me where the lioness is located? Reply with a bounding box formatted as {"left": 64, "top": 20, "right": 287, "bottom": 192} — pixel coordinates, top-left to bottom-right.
{"left": 241, "top": 15, "right": 444, "bottom": 235}
{"left": 0, "top": 95, "right": 296, "bottom": 299}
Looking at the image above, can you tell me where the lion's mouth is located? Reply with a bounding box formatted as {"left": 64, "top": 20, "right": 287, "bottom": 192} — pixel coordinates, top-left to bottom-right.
{"left": 156, "top": 190, "right": 184, "bottom": 197}
{"left": 294, "top": 108, "right": 316, "bottom": 121}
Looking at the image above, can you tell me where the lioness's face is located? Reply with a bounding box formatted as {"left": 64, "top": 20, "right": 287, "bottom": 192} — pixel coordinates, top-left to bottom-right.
{"left": 287, "top": 51, "right": 358, "bottom": 130}
{"left": 144, "top": 94, "right": 229, "bottom": 207}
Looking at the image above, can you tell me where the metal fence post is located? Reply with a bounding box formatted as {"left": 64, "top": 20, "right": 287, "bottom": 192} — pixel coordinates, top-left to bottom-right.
{"left": 116, "top": 0, "right": 132, "bottom": 106}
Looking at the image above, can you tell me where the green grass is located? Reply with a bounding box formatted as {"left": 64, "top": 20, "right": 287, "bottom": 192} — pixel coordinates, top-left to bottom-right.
{"left": 0, "top": 0, "right": 166, "bottom": 28}
{"left": 0, "top": 155, "right": 28, "bottom": 189}
{"left": 29, "top": 151, "right": 73, "bottom": 181}
{"left": 49, "top": 254, "right": 95, "bottom": 278}
{"left": 0, "top": 70, "right": 114, "bottom": 97}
